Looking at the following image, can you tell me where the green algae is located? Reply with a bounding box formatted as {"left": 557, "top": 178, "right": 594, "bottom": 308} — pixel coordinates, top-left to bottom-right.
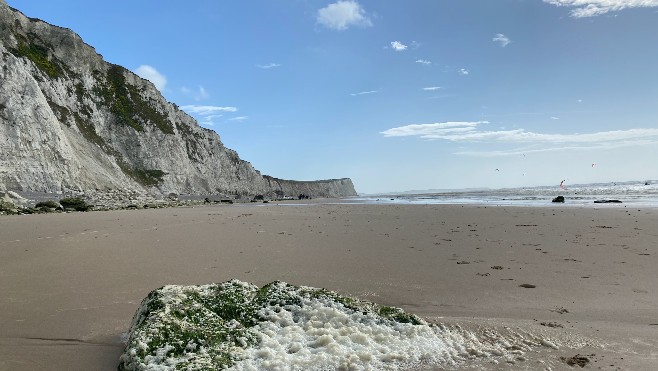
{"left": 119, "top": 280, "right": 425, "bottom": 371}
{"left": 59, "top": 197, "right": 91, "bottom": 211}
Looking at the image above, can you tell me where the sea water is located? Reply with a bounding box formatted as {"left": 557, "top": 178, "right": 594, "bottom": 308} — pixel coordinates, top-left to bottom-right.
{"left": 355, "top": 180, "right": 658, "bottom": 208}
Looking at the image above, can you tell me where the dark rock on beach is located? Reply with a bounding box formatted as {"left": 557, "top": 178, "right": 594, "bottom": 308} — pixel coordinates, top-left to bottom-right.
{"left": 560, "top": 354, "right": 591, "bottom": 367}
{"left": 552, "top": 195, "right": 565, "bottom": 203}
{"left": 594, "top": 199, "right": 622, "bottom": 204}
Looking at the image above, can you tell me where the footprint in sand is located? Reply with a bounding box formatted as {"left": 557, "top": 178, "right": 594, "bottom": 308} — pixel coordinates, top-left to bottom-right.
{"left": 551, "top": 306, "right": 569, "bottom": 314}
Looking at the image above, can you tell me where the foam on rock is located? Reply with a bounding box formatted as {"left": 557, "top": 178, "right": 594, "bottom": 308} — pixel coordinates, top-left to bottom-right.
{"left": 119, "top": 280, "right": 573, "bottom": 371}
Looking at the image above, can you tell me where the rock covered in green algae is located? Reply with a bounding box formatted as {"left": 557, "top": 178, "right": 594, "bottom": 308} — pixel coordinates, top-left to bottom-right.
{"left": 119, "top": 279, "right": 433, "bottom": 370}
{"left": 119, "top": 280, "right": 570, "bottom": 370}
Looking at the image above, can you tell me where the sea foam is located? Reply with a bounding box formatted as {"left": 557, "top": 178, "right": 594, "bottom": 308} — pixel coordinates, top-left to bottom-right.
{"left": 120, "top": 280, "right": 582, "bottom": 370}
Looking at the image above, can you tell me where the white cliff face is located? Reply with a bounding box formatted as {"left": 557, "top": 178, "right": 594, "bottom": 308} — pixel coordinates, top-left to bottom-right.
{"left": 0, "top": 3, "right": 356, "bottom": 198}
{"left": 0, "top": 42, "right": 87, "bottom": 192}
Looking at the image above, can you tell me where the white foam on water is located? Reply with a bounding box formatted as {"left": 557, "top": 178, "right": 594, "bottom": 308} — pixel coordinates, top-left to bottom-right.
{"left": 355, "top": 180, "right": 658, "bottom": 208}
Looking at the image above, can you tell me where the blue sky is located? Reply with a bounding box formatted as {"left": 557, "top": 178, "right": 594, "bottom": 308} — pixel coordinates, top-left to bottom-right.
{"left": 8, "top": 0, "right": 658, "bottom": 194}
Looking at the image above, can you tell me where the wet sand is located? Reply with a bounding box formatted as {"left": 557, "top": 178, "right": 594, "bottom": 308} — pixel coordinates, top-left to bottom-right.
{"left": 1, "top": 202, "right": 657, "bottom": 370}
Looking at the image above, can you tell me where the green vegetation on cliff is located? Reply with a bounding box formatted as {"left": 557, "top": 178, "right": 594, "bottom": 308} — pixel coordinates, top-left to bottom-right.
{"left": 95, "top": 65, "right": 174, "bottom": 134}
{"left": 120, "top": 168, "right": 167, "bottom": 187}
{"left": 11, "top": 36, "right": 64, "bottom": 78}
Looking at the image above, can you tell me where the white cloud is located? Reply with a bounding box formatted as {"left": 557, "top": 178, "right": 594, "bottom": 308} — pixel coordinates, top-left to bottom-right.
{"left": 181, "top": 86, "right": 209, "bottom": 101}
{"left": 458, "top": 68, "right": 469, "bottom": 75}
{"left": 181, "top": 105, "right": 240, "bottom": 127}
{"left": 350, "top": 90, "right": 378, "bottom": 96}
{"left": 229, "top": 116, "right": 249, "bottom": 121}
{"left": 492, "top": 33, "right": 511, "bottom": 47}
{"left": 390, "top": 41, "right": 408, "bottom": 51}
{"left": 544, "top": 0, "right": 658, "bottom": 17}
{"left": 134, "top": 65, "right": 167, "bottom": 91}
{"left": 196, "top": 86, "right": 209, "bottom": 100}
{"left": 198, "top": 115, "right": 222, "bottom": 127}
{"left": 416, "top": 59, "right": 431, "bottom": 65}
{"left": 181, "top": 105, "right": 238, "bottom": 116}
{"left": 426, "top": 93, "right": 456, "bottom": 100}
{"left": 456, "top": 139, "right": 658, "bottom": 156}
{"left": 256, "top": 63, "right": 281, "bottom": 69}
{"left": 317, "top": 1, "right": 372, "bottom": 30}
{"left": 381, "top": 121, "right": 485, "bottom": 138}
{"left": 423, "top": 86, "right": 441, "bottom": 91}
{"left": 381, "top": 121, "right": 658, "bottom": 154}
{"left": 550, "top": 116, "right": 560, "bottom": 120}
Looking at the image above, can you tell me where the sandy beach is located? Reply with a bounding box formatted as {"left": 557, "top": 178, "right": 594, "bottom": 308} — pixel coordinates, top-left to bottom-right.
{"left": 1, "top": 201, "right": 657, "bottom": 370}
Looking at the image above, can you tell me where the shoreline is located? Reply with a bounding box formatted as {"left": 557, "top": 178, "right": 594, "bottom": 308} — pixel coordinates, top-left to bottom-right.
{"left": 4, "top": 177, "right": 658, "bottom": 216}
{"left": 1, "top": 203, "right": 657, "bottom": 369}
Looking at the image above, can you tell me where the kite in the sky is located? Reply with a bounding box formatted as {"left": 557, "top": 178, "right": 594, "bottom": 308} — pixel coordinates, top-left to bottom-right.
{"left": 591, "top": 163, "right": 596, "bottom": 167}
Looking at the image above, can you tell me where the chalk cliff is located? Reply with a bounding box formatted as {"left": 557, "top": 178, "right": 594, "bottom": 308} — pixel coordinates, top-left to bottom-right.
{"left": 0, "top": 2, "right": 356, "bottom": 198}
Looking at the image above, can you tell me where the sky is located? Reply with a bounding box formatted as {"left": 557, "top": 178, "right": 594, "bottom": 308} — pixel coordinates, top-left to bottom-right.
{"left": 7, "top": 0, "right": 658, "bottom": 194}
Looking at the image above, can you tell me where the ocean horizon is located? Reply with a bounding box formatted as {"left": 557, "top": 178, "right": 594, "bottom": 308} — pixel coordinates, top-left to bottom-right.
{"left": 355, "top": 179, "right": 658, "bottom": 207}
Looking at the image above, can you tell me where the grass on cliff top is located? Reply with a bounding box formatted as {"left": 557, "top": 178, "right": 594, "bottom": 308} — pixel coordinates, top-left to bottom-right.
{"left": 119, "top": 280, "right": 425, "bottom": 371}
